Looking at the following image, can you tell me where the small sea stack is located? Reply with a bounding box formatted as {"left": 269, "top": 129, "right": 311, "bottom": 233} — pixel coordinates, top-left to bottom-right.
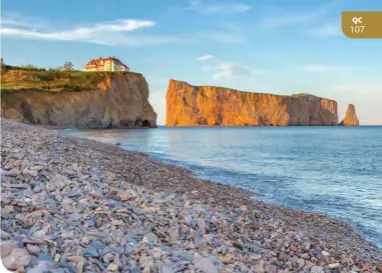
{"left": 338, "top": 104, "right": 360, "bottom": 126}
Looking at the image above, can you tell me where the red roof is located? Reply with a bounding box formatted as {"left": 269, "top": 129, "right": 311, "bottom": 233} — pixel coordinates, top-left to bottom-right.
{"left": 84, "top": 57, "right": 128, "bottom": 69}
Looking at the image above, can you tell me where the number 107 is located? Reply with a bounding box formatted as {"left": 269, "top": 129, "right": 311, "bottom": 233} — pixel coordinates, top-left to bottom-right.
{"left": 350, "top": 25, "right": 365, "bottom": 34}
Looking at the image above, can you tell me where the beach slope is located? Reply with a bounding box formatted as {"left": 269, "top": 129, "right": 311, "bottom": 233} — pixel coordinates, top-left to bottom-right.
{"left": 1, "top": 119, "right": 381, "bottom": 272}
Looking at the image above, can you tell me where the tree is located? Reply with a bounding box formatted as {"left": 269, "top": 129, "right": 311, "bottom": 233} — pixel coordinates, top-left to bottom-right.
{"left": 1, "top": 58, "right": 5, "bottom": 74}
{"left": 22, "top": 64, "right": 37, "bottom": 70}
{"left": 63, "top": 61, "right": 74, "bottom": 71}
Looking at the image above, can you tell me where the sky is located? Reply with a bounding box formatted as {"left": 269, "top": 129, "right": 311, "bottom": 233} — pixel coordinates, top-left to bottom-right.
{"left": 1, "top": 0, "right": 382, "bottom": 125}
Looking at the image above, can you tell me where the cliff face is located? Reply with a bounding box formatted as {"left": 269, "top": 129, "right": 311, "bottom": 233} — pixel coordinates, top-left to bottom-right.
{"left": 339, "top": 104, "right": 360, "bottom": 126}
{"left": 1, "top": 72, "right": 157, "bottom": 128}
{"left": 166, "top": 80, "right": 338, "bottom": 126}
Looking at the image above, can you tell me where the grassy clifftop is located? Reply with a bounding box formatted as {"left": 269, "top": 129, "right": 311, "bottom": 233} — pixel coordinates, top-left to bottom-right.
{"left": 1, "top": 69, "right": 111, "bottom": 93}
{"left": 1, "top": 67, "right": 143, "bottom": 93}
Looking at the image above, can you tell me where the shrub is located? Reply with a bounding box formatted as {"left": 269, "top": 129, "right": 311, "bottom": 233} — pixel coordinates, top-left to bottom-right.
{"left": 35, "top": 71, "right": 56, "bottom": 81}
{"left": 4, "top": 64, "right": 46, "bottom": 71}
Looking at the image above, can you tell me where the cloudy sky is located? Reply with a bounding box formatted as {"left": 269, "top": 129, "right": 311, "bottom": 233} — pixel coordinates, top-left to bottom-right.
{"left": 2, "top": 0, "right": 381, "bottom": 125}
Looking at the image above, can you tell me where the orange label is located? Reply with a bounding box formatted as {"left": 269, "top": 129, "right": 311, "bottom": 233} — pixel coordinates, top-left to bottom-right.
{"left": 342, "top": 11, "right": 382, "bottom": 38}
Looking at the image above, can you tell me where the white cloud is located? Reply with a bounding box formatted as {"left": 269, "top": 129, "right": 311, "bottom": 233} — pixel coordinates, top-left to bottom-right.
{"left": 203, "top": 62, "right": 263, "bottom": 81}
{"left": 303, "top": 65, "right": 336, "bottom": 72}
{"left": 310, "top": 21, "right": 341, "bottom": 37}
{"left": 1, "top": 19, "right": 155, "bottom": 40}
{"left": 183, "top": 0, "right": 251, "bottom": 14}
{"left": 1, "top": 13, "right": 245, "bottom": 46}
{"left": 0, "top": 14, "right": 179, "bottom": 46}
{"left": 198, "top": 55, "right": 214, "bottom": 61}
{"left": 1, "top": 12, "right": 49, "bottom": 30}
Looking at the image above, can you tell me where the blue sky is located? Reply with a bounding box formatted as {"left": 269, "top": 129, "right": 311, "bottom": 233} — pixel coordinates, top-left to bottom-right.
{"left": 2, "top": 0, "right": 382, "bottom": 125}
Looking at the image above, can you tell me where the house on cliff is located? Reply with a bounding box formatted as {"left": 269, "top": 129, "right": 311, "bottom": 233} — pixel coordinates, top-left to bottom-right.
{"left": 83, "top": 57, "right": 129, "bottom": 72}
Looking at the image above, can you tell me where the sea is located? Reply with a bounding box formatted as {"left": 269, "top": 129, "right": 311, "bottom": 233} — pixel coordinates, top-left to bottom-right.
{"left": 61, "top": 126, "right": 382, "bottom": 248}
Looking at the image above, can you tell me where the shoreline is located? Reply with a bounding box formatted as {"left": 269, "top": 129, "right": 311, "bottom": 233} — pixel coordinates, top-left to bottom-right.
{"left": 36, "top": 125, "right": 157, "bottom": 130}
{"left": 36, "top": 124, "right": 382, "bottom": 130}
{"left": 1, "top": 118, "right": 381, "bottom": 272}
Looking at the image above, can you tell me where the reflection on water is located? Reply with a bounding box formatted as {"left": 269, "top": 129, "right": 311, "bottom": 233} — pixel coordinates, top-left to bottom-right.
{"left": 70, "top": 129, "right": 152, "bottom": 148}
{"left": 62, "top": 126, "right": 382, "bottom": 248}
{"left": 90, "top": 131, "right": 116, "bottom": 139}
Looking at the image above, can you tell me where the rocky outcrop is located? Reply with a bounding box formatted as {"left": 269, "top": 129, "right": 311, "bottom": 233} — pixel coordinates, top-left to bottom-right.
{"left": 1, "top": 72, "right": 157, "bottom": 128}
{"left": 166, "top": 80, "right": 338, "bottom": 126}
{"left": 338, "top": 104, "right": 360, "bottom": 126}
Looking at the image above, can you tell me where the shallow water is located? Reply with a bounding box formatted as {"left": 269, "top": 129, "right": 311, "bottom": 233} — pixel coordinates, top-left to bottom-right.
{"left": 62, "top": 126, "right": 382, "bottom": 247}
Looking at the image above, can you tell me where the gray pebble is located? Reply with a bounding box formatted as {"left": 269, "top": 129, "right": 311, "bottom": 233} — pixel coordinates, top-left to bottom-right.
{"left": 37, "top": 253, "right": 54, "bottom": 263}
{"left": 82, "top": 248, "right": 99, "bottom": 257}
{"left": 130, "top": 267, "right": 141, "bottom": 273}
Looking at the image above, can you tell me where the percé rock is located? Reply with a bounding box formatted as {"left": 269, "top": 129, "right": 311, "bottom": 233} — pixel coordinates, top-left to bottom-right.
{"left": 338, "top": 104, "right": 360, "bottom": 126}
{"left": 1, "top": 72, "right": 157, "bottom": 128}
{"left": 166, "top": 80, "right": 338, "bottom": 126}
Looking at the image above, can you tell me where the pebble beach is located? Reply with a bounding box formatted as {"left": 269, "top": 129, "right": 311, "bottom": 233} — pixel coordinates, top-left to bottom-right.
{"left": 1, "top": 118, "right": 381, "bottom": 273}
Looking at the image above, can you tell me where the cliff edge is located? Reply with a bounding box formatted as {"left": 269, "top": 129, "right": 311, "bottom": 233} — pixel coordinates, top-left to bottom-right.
{"left": 166, "top": 80, "right": 338, "bottom": 126}
{"left": 1, "top": 70, "right": 157, "bottom": 128}
{"left": 338, "top": 104, "right": 360, "bottom": 126}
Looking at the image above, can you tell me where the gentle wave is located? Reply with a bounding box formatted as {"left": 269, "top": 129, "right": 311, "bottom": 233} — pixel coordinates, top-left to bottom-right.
{"left": 62, "top": 126, "right": 382, "bottom": 248}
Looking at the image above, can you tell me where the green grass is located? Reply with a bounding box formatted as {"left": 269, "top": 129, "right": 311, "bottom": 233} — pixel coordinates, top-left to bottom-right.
{"left": 291, "top": 93, "right": 307, "bottom": 98}
{"left": 4, "top": 64, "right": 46, "bottom": 71}
{"left": 1, "top": 69, "right": 112, "bottom": 93}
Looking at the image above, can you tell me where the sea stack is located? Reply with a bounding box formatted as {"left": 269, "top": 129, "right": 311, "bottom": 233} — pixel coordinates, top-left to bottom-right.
{"left": 166, "top": 79, "right": 338, "bottom": 126}
{"left": 338, "top": 104, "right": 360, "bottom": 126}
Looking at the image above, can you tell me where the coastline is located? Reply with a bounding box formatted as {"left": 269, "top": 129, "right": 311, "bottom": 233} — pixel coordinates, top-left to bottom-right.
{"left": 1, "top": 118, "right": 381, "bottom": 272}
{"left": 35, "top": 125, "right": 156, "bottom": 130}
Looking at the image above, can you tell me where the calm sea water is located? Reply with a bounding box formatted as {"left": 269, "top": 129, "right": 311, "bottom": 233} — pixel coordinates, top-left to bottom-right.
{"left": 62, "top": 126, "right": 382, "bottom": 248}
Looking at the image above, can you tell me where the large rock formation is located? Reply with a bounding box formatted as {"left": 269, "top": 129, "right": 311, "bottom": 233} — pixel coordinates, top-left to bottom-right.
{"left": 338, "top": 104, "right": 360, "bottom": 126}
{"left": 166, "top": 80, "right": 338, "bottom": 126}
{"left": 1, "top": 72, "right": 157, "bottom": 128}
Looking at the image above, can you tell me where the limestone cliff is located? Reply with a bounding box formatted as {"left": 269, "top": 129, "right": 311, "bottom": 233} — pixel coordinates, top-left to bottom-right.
{"left": 338, "top": 104, "right": 360, "bottom": 126}
{"left": 166, "top": 80, "right": 338, "bottom": 126}
{"left": 1, "top": 72, "right": 157, "bottom": 128}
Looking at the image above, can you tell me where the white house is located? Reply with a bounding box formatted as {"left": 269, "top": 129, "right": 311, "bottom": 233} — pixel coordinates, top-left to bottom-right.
{"left": 83, "top": 57, "right": 129, "bottom": 72}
